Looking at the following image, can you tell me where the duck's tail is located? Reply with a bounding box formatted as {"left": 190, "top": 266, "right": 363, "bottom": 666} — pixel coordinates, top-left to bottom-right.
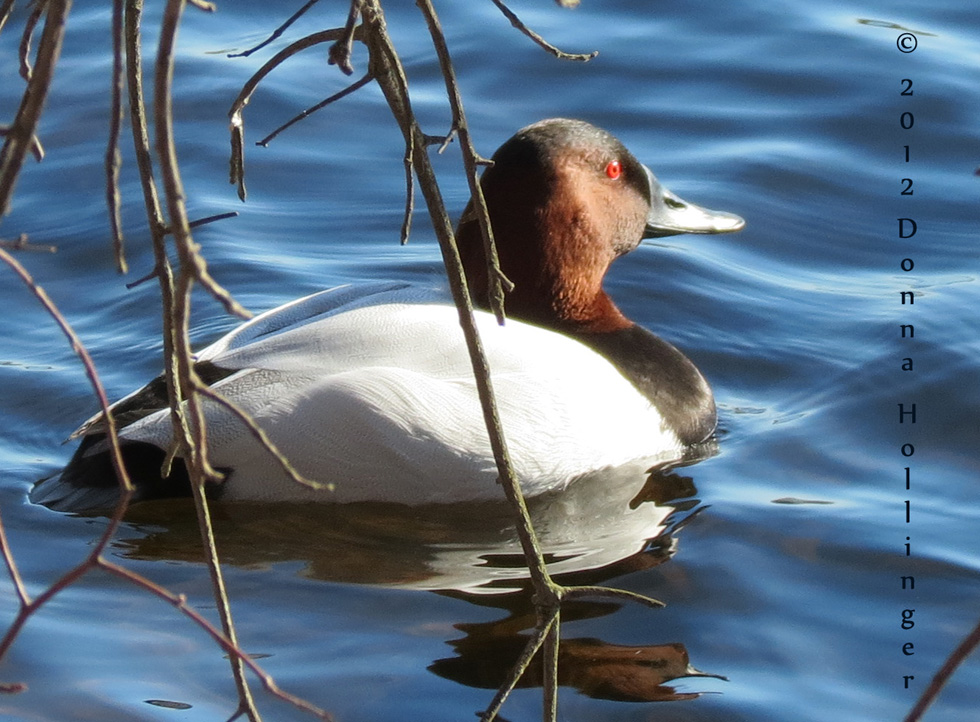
{"left": 30, "top": 436, "right": 194, "bottom": 512}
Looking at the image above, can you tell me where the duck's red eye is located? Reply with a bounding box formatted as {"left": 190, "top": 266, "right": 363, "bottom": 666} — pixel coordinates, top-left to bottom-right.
{"left": 605, "top": 160, "right": 622, "bottom": 180}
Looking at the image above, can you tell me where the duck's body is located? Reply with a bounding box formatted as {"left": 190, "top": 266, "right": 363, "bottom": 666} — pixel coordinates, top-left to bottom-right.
{"left": 32, "top": 119, "right": 743, "bottom": 511}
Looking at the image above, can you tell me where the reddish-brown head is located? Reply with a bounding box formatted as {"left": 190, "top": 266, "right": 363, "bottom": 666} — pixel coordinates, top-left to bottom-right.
{"left": 457, "top": 119, "right": 743, "bottom": 334}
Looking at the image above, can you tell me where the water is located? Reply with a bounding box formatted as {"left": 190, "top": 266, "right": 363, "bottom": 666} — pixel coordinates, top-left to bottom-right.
{"left": 1, "top": 1, "right": 978, "bottom": 720}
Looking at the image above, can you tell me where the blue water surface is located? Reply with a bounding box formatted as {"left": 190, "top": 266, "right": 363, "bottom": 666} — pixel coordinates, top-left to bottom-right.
{"left": 1, "top": 1, "right": 978, "bottom": 721}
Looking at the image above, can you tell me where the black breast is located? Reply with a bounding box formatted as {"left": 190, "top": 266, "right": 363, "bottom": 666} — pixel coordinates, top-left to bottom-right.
{"left": 572, "top": 324, "right": 716, "bottom": 445}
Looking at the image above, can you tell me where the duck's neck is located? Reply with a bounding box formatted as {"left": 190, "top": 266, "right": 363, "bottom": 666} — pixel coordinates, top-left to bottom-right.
{"left": 572, "top": 324, "right": 717, "bottom": 444}
{"left": 457, "top": 210, "right": 716, "bottom": 445}
{"left": 457, "top": 203, "right": 629, "bottom": 334}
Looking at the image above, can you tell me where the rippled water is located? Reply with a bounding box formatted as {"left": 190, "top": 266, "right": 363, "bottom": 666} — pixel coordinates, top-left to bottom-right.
{"left": 1, "top": 2, "right": 978, "bottom": 721}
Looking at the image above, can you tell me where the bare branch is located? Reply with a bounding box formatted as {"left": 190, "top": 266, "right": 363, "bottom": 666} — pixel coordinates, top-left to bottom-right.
{"left": 155, "top": 2, "right": 259, "bottom": 717}
{"left": 256, "top": 71, "right": 372, "bottom": 147}
{"left": 229, "top": 112, "right": 247, "bottom": 200}
{"left": 0, "top": 233, "right": 56, "bottom": 252}
{"left": 417, "top": 0, "right": 513, "bottom": 323}
{"left": 17, "top": 1, "right": 44, "bottom": 81}
{"left": 562, "top": 584, "right": 665, "bottom": 609}
{"left": 154, "top": 0, "right": 250, "bottom": 320}
{"left": 0, "top": 246, "right": 136, "bottom": 664}
{"left": 196, "top": 385, "right": 332, "bottom": 492}
{"left": 0, "top": 126, "right": 44, "bottom": 161}
{"left": 356, "top": 21, "right": 582, "bottom": 722}
{"left": 489, "top": 0, "right": 597, "bottom": 61}
{"left": 123, "top": 212, "right": 240, "bottom": 289}
{"left": 0, "top": 0, "right": 72, "bottom": 218}
{"left": 904, "top": 615, "right": 980, "bottom": 722}
{"left": 228, "top": 27, "right": 359, "bottom": 137}
{"left": 98, "top": 559, "right": 336, "bottom": 721}
{"left": 124, "top": 0, "right": 189, "bottom": 465}
{"left": 479, "top": 609, "right": 559, "bottom": 722}
{"left": 0, "top": 249, "right": 135, "bottom": 512}
{"left": 327, "top": 0, "right": 361, "bottom": 75}
{"left": 399, "top": 146, "right": 414, "bottom": 244}
{"left": 542, "top": 612, "right": 560, "bottom": 722}
{"left": 0, "top": 0, "right": 17, "bottom": 35}
{"left": 187, "top": 210, "right": 239, "bottom": 229}
{"left": 0, "top": 507, "right": 30, "bottom": 608}
{"left": 228, "top": 27, "right": 356, "bottom": 200}
{"left": 227, "top": 0, "right": 321, "bottom": 58}
{"left": 106, "top": 0, "right": 128, "bottom": 273}
{"left": 389, "top": 0, "right": 558, "bottom": 594}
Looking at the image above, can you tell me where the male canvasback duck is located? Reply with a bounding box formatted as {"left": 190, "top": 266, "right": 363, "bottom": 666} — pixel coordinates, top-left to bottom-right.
{"left": 31, "top": 119, "right": 744, "bottom": 511}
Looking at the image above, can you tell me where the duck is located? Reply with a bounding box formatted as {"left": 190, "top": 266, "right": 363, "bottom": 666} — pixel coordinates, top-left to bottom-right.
{"left": 31, "top": 118, "right": 744, "bottom": 511}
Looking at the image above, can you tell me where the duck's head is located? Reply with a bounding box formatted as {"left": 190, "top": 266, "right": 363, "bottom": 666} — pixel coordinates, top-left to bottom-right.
{"left": 457, "top": 118, "right": 744, "bottom": 333}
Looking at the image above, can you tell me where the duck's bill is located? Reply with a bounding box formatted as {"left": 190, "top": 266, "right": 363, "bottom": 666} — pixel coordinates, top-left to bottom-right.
{"left": 642, "top": 165, "right": 745, "bottom": 238}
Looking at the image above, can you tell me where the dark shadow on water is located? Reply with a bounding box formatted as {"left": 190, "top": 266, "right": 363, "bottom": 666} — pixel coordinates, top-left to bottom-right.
{"left": 431, "top": 599, "right": 725, "bottom": 703}
{"left": 111, "top": 450, "right": 724, "bottom": 702}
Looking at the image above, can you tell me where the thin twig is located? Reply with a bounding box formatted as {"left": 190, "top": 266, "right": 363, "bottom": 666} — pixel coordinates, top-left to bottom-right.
{"left": 228, "top": 27, "right": 354, "bottom": 200}
{"left": 123, "top": 7, "right": 295, "bottom": 716}
{"left": 106, "top": 0, "right": 128, "bottom": 273}
{"left": 0, "top": 233, "right": 56, "bottom": 252}
{"left": 228, "top": 27, "right": 358, "bottom": 142}
{"left": 0, "top": 506, "right": 30, "bottom": 608}
{"left": 0, "top": 125, "right": 45, "bottom": 161}
{"left": 154, "top": 0, "right": 249, "bottom": 321}
{"left": 0, "top": 0, "right": 18, "bottom": 36}
{"left": 360, "top": 0, "right": 547, "bottom": 577}
{"left": 0, "top": 0, "right": 72, "bottom": 218}
{"left": 256, "top": 71, "right": 372, "bottom": 147}
{"left": 359, "top": 9, "right": 572, "bottom": 720}
{"left": 399, "top": 145, "right": 414, "bottom": 244}
{"left": 188, "top": 210, "right": 239, "bottom": 229}
{"left": 417, "top": 0, "right": 512, "bottom": 322}
{"left": 0, "top": 255, "right": 135, "bottom": 536}
{"left": 479, "top": 609, "right": 558, "bottom": 722}
{"left": 17, "top": 0, "right": 44, "bottom": 81}
{"left": 904, "top": 616, "right": 980, "bottom": 722}
{"left": 124, "top": 0, "right": 191, "bottom": 463}
{"left": 327, "top": 0, "right": 361, "bottom": 75}
{"left": 28, "top": 134, "right": 44, "bottom": 161}
{"left": 123, "top": 212, "right": 240, "bottom": 289}
{"left": 562, "top": 584, "right": 665, "bottom": 609}
{"left": 196, "top": 385, "right": 331, "bottom": 491}
{"left": 0, "top": 246, "right": 136, "bottom": 664}
{"left": 541, "top": 611, "right": 560, "bottom": 722}
{"left": 227, "top": 0, "right": 321, "bottom": 58}
{"left": 98, "top": 559, "right": 336, "bottom": 721}
{"left": 489, "top": 0, "right": 597, "bottom": 61}
{"left": 435, "top": 127, "right": 456, "bottom": 154}
{"left": 155, "top": 2, "right": 259, "bottom": 719}
{"left": 409, "top": 0, "right": 558, "bottom": 600}
{"left": 125, "top": 267, "right": 157, "bottom": 289}
{"left": 476, "top": 584, "right": 664, "bottom": 722}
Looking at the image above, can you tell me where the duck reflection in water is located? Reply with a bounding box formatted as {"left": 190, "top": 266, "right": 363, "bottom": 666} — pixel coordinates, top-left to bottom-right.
{"left": 431, "top": 600, "right": 725, "bottom": 704}
{"left": 115, "top": 456, "right": 725, "bottom": 703}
